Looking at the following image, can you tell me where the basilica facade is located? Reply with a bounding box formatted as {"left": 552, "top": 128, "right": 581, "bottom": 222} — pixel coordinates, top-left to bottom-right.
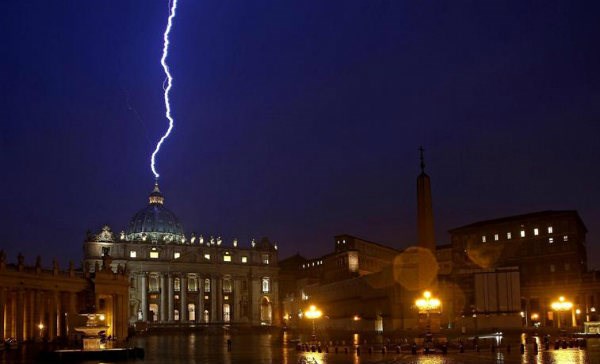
{"left": 83, "top": 183, "right": 280, "bottom": 327}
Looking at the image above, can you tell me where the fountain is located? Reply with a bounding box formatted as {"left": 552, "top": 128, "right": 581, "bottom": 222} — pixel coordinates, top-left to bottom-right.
{"left": 74, "top": 313, "right": 110, "bottom": 350}
{"left": 48, "top": 311, "right": 143, "bottom": 362}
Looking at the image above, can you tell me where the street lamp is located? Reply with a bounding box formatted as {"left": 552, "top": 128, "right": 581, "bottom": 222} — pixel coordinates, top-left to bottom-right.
{"left": 551, "top": 296, "right": 573, "bottom": 329}
{"left": 304, "top": 305, "right": 322, "bottom": 339}
{"left": 415, "top": 291, "right": 441, "bottom": 334}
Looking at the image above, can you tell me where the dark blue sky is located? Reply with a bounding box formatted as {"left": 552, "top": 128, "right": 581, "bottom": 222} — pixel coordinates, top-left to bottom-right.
{"left": 2, "top": 1, "right": 600, "bottom": 268}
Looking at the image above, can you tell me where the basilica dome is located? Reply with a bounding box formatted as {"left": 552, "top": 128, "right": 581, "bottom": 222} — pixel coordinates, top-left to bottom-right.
{"left": 125, "top": 183, "right": 185, "bottom": 243}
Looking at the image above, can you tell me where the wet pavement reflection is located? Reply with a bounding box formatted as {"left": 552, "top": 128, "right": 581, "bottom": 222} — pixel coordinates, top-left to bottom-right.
{"left": 128, "top": 332, "right": 600, "bottom": 364}
{"left": 1, "top": 332, "right": 599, "bottom": 363}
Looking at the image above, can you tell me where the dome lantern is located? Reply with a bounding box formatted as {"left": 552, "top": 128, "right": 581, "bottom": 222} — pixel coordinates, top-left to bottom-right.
{"left": 149, "top": 181, "right": 164, "bottom": 205}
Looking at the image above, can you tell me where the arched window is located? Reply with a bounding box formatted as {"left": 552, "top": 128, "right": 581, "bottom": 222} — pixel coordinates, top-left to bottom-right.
{"left": 174, "top": 309, "right": 180, "bottom": 321}
{"left": 262, "top": 277, "right": 270, "bottom": 293}
{"left": 204, "top": 278, "right": 211, "bottom": 293}
{"left": 174, "top": 277, "right": 181, "bottom": 292}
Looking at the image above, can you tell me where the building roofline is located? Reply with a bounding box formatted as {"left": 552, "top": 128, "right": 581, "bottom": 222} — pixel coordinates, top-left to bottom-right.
{"left": 448, "top": 210, "right": 587, "bottom": 233}
{"left": 334, "top": 233, "right": 402, "bottom": 253}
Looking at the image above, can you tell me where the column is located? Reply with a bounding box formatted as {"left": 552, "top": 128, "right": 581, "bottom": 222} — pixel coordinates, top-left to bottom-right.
{"left": 0, "top": 288, "right": 6, "bottom": 340}
{"left": 27, "top": 290, "right": 35, "bottom": 340}
{"left": 160, "top": 274, "right": 167, "bottom": 322}
{"left": 140, "top": 274, "right": 148, "bottom": 321}
{"left": 21, "top": 290, "right": 29, "bottom": 340}
{"left": 180, "top": 276, "right": 188, "bottom": 322}
{"left": 247, "top": 276, "right": 254, "bottom": 325}
{"left": 120, "top": 293, "right": 128, "bottom": 339}
{"left": 198, "top": 282, "right": 204, "bottom": 323}
{"left": 54, "top": 290, "right": 61, "bottom": 338}
{"left": 47, "top": 292, "right": 56, "bottom": 340}
{"left": 233, "top": 279, "right": 241, "bottom": 322}
{"left": 6, "top": 292, "right": 15, "bottom": 338}
{"left": 39, "top": 292, "right": 46, "bottom": 340}
{"left": 167, "top": 275, "right": 174, "bottom": 321}
{"left": 210, "top": 277, "right": 217, "bottom": 322}
{"left": 32, "top": 291, "right": 41, "bottom": 341}
{"left": 217, "top": 277, "right": 223, "bottom": 322}
{"left": 67, "top": 292, "right": 77, "bottom": 338}
{"left": 16, "top": 289, "right": 24, "bottom": 341}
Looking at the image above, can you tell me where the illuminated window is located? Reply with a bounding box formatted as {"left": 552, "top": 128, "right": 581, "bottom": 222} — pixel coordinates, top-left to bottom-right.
{"left": 550, "top": 264, "right": 555, "bottom": 272}
{"left": 494, "top": 234, "right": 499, "bottom": 241}
{"left": 262, "top": 254, "right": 270, "bottom": 264}
{"left": 548, "top": 226, "right": 553, "bottom": 234}
{"left": 174, "top": 309, "right": 180, "bottom": 321}
{"left": 507, "top": 232, "right": 512, "bottom": 240}
{"left": 223, "top": 254, "right": 231, "bottom": 262}
{"left": 174, "top": 278, "right": 181, "bottom": 291}
{"left": 481, "top": 236, "right": 486, "bottom": 243}
{"left": 174, "top": 252, "right": 181, "bottom": 259}
{"left": 204, "top": 278, "right": 211, "bottom": 293}
{"left": 149, "top": 276, "right": 159, "bottom": 291}
{"left": 223, "top": 278, "right": 232, "bottom": 293}
{"left": 204, "top": 295, "right": 209, "bottom": 300}
{"left": 549, "top": 237, "right": 554, "bottom": 244}
{"left": 204, "top": 253, "right": 211, "bottom": 260}
{"left": 534, "top": 228, "right": 539, "bottom": 236}
{"left": 262, "top": 277, "right": 270, "bottom": 293}
{"left": 520, "top": 230, "right": 526, "bottom": 238}
{"left": 150, "top": 251, "right": 159, "bottom": 259}
{"left": 241, "top": 256, "right": 248, "bottom": 263}
{"left": 130, "top": 251, "right": 137, "bottom": 258}
{"left": 188, "top": 277, "right": 198, "bottom": 292}
{"left": 563, "top": 235, "right": 569, "bottom": 242}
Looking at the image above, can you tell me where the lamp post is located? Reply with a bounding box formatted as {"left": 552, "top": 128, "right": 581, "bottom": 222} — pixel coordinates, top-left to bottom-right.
{"left": 38, "top": 323, "right": 44, "bottom": 339}
{"left": 304, "top": 305, "right": 322, "bottom": 339}
{"left": 551, "top": 296, "right": 573, "bottom": 329}
{"left": 415, "top": 291, "right": 441, "bottom": 334}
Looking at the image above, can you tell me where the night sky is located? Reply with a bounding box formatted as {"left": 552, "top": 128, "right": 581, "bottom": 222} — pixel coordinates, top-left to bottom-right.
{"left": 2, "top": 1, "right": 600, "bottom": 269}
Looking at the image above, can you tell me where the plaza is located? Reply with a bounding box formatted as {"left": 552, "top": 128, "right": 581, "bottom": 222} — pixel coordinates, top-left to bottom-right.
{"left": 2, "top": 331, "right": 599, "bottom": 364}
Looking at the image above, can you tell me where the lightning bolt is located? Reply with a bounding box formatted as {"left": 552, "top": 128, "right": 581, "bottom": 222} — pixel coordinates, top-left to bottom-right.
{"left": 151, "top": 0, "right": 178, "bottom": 179}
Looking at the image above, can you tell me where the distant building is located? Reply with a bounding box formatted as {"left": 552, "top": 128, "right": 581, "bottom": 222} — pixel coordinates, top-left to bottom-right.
{"left": 83, "top": 183, "right": 280, "bottom": 327}
{"left": 448, "top": 210, "right": 598, "bottom": 328}
{"left": 279, "top": 152, "right": 600, "bottom": 333}
{"left": 279, "top": 235, "right": 411, "bottom": 332}
{"left": 448, "top": 210, "right": 588, "bottom": 282}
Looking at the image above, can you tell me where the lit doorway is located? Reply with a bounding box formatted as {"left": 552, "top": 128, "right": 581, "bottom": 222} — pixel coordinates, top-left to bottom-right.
{"left": 223, "top": 304, "right": 231, "bottom": 322}
{"left": 260, "top": 297, "right": 272, "bottom": 325}
{"left": 188, "top": 304, "right": 196, "bottom": 321}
